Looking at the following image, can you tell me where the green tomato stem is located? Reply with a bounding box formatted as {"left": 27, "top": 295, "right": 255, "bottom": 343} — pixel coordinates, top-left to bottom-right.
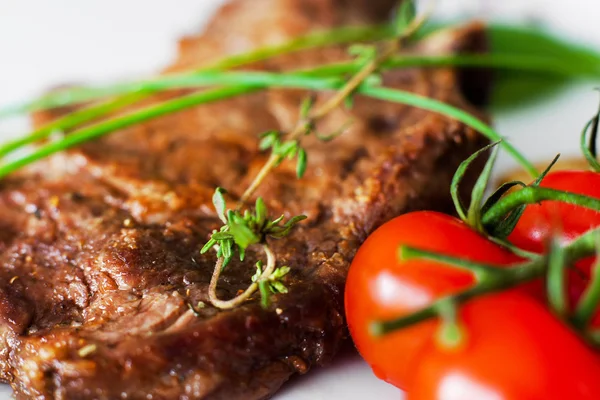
{"left": 573, "top": 251, "right": 600, "bottom": 328}
{"left": 399, "top": 245, "right": 506, "bottom": 282}
{"left": 372, "top": 227, "right": 600, "bottom": 337}
{"left": 482, "top": 187, "right": 600, "bottom": 228}
{"left": 547, "top": 238, "right": 568, "bottom": 317}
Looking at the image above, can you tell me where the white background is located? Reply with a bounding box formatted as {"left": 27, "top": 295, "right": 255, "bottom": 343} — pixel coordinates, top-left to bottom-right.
{"left": 1, "top": 1, "right": 600, "bottom": 399}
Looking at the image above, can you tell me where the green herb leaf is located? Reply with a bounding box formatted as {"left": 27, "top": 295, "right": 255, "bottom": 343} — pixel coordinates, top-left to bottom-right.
{"left": 296, "top": 148, "right": 307, "bottom": 178}
{"left": 392, "top": 0, "right": 416, "bottom": 37}
{"left": 277, "top": 140, "right": 298, "bottom": 159}
{"left": 300, "top": 96, "right": 315, "bottom": 118}
{"left": 467, "top": 142, "right": 500, "bottom": 231}
{"left": 210, "top": 231, "right": 233, "bottom": 241}
{"left": 200, "top": 238, "right": 217, "bottom": 254}
{"left": 229, "top": 218, "right": 261, "bottom": 249}
{"left": 212, "top": 188, "right": 228, "bottom": 224}
{"left": 255, "top": 197, "right": 268, "bottom": 227}
{"left": 268, "top": 215, "right": 307, "bottom": 238}
{"left": 270, "top": 266, "right": 291, "bottom": 280}
{"left": 258, "top": 280, "right": 271, "bottom": 309}
{"left": 259, "top": 131, "right": 280, "bottom": 151}
{"left": 348, "top": 44, "right": 377, "bottom": 65}
{"left": 581, "top": 94, "right": 600, "bottom": 172}
{"left": 270, "top": 281, "right": 288, "bottom": 294}
{"left": 252, "top": 261, "right": 264, "bottom": 282}
{"left": 451, "top": 141, "right": 501, "bottom": 224}
{"left": 488, "top": 24, "right": 600, "bottom": 110}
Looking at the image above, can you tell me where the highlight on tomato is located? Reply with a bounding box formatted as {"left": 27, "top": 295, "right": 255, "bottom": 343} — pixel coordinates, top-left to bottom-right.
{"left": 344, "top": 211, "right": 525, "bottom": 390}
{"left": 407, "top": 291, "right": 600, "bottom": 400}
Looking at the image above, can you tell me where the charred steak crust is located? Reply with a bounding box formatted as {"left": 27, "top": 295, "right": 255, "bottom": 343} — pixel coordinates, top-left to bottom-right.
{"left": 0, "top": 0, "right": 490, "bottom": 398}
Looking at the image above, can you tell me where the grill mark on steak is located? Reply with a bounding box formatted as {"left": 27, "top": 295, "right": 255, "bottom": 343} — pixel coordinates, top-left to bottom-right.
{"left": 0, "top": 0, "right": 492, "bottom": 398}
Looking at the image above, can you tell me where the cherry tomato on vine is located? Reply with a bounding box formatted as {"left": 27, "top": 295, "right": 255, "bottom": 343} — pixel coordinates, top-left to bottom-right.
{"left": 509, "top": 170, "right": 600, "bottom": 264}
{"left": 344, "top": 211, "right": 530, "bottom": 390}
{"left": 407, "top": 291, "right": 600, "bottom": 400}
{"left": 508, "top": 170, "right": 600, "bottom": 323}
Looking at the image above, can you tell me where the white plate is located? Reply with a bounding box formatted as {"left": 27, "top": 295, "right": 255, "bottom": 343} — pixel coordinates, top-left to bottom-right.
{"left": 0, "top": 1, "right": 599, "bottom": 399}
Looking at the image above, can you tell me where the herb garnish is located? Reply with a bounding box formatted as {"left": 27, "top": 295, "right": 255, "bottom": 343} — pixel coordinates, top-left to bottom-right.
{"left": 1, "top": 1, "right": 600, "bottom": 309}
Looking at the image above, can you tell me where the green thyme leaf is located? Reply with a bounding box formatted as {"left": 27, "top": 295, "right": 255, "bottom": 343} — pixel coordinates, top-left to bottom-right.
{"left": 296, "top": 148, "right": 307, "bottom": 178}
{"left": 229, "top": 219, "right": 261, "bottom": 249}
{"left": 252, "top": 261, "right": 263, "bottom": 282}
{"left": 258, "top": 280, "right": 271, "bottom": 308}
{"left": 392, "top": 0, "right": 416, "bottom": 37}
{"left": 210, "top": 231, "right": 234, "bottom": 241}
{"left": 259, "top": 131, "right": 280, "bottom": 151}
{"left": 348, "top": 44, "right": 377, "bottom": 65}
{"left": 277, "top": 140, "right": 298, "bottom": 158}
{"left": 200, "top": 238, "right": 217, "bottom": 254}
{"left": 363, "top": 73, "right": 383, "bottom": 87}
{"left": 467, "top": 142, "right": 500, "bottom": 231}
{"left": 271, "top": 266, "right": 291, "bottom": 280}
{"left": 451, "top": 141, "right": 501, "bottom": 224}
{"left": 300, "top": 96, "right": 315, "bottom": 118}
{"left": 270, "top": 281, "right": 288, "bottom": 294}
{"left": 269, "top": 215, "right": 307, "bottom": 238}
{"left": 212, "top": 187, "right": 228, "bottom": 224}
{"left": 255, "top": 197, "right": 268, "bottom": 226}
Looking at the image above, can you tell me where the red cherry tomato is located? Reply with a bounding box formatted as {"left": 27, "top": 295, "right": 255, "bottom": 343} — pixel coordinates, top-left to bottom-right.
{"left": 345, "top": 211, "right": 527, "bottom": 390}
{"left": 408, "top": 291, "right": 600, "bottom": 400}
{"left": 509, "top": 170, "right": 600, "bottom": 256}
{"left": 509, "top": 170, "right": 600, "bottom": 323}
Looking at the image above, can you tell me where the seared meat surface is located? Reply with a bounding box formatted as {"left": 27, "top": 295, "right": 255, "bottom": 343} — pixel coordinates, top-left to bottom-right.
{"left": 0, "top": 0, "right": 490, "bottom": 398}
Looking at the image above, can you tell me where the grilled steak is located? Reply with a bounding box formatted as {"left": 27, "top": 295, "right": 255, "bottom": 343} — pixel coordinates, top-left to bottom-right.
{"left": 0, "top": 0, "right": 490, "bottom": 398}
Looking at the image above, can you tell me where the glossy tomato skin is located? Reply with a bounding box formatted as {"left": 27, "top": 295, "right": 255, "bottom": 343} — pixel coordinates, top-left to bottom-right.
{"left": 407, "top": 291, "right": 600, "bottom": 400}
{"left": 344, "top": 211, "right": 526, "bottom": 390}
{"left": 509, "top": 170, "right": 600, "bottom": 256}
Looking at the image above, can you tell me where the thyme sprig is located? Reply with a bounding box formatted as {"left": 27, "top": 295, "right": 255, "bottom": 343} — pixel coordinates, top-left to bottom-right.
{"left": 237, "top": 5, "right": 427, "bottom": 205}
{"left": 205, "top": 1, "right": 426, "bottom": 309}
{"left": 201, "top": 191, "right": 305, "bottom": 309}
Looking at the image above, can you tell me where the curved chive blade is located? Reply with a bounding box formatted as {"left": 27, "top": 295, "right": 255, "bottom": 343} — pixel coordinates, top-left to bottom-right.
{"left": 467, "top": 142, "right": 500, "bottom": 231}
{"left": 360, "top": 86, "right": 538, "bottom": 177}
{"left": 0, "top": 24, "right": 392, "bottom": 119}
{"left": 581, "top": 95, "right": 600, "bottom": 172}
{"left": 392, "top": 0, "right": 416, "bottom": 36}
{"left": 488, "top": 24, "right": 600, "bottom": 110}
{"left": 450, "top": 141, "right": 500, "bottom": 224}
{"left": 0, "top": 93, "right": 146, "bottom": 159}
{"left": 483, "top": 154, "right": 559, "bottom": 238}
{"left": 0, "top": 78, "right": 535, "bottom": 180}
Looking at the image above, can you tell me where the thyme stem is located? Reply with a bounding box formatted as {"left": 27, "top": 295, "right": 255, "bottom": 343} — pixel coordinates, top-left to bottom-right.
{"left": 573, "top": 243, "right": 600, "bottom": 328}
{"left": 238, "top": 13, "right": 427, "bottom": 205}
{"left": 208, "top": 244, "right": 277, "bottom": 309}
